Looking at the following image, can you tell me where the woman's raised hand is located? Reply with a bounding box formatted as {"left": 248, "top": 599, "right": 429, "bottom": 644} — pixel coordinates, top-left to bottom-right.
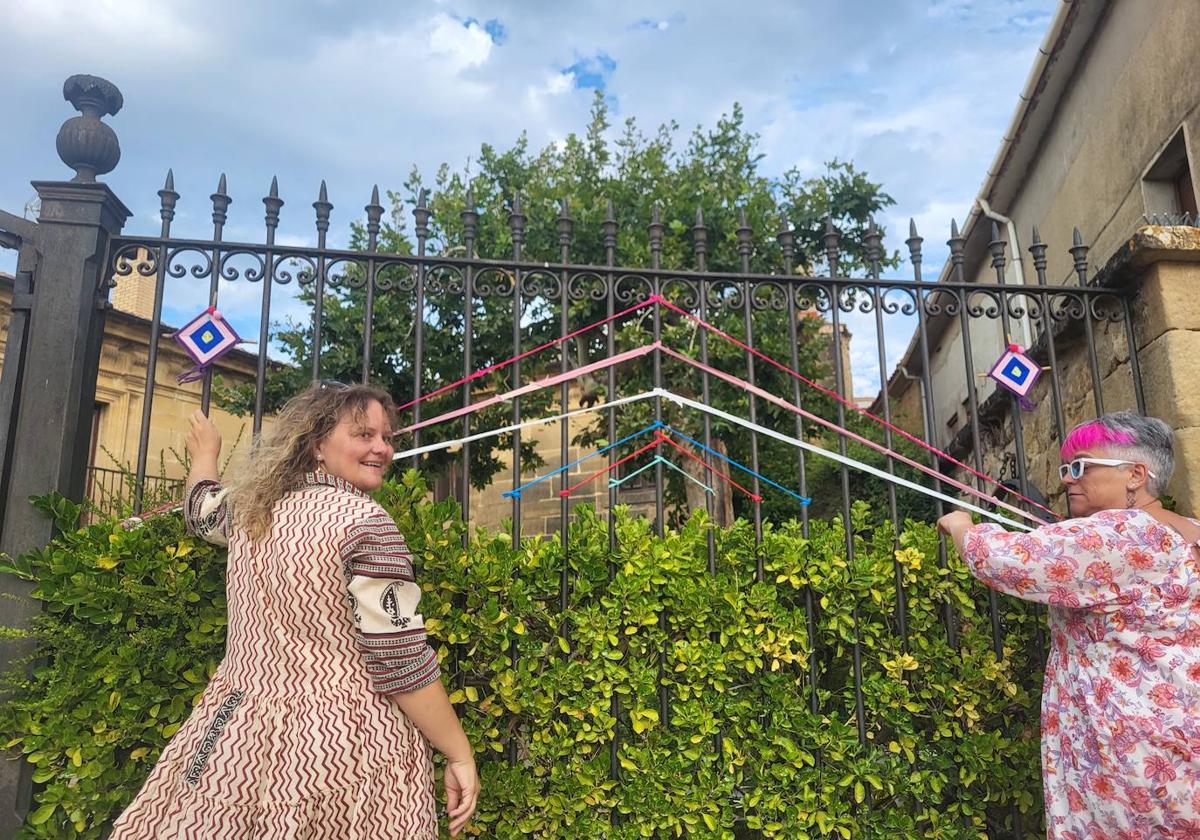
{"left": 186, "top": 409, "right": 222, "bottom": 464}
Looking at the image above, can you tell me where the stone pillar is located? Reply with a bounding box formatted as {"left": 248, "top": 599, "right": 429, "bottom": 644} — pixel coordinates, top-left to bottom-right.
{"left": 0, "top": 74, "right": 129, "bottom": 835}
{"left": 1114, "top": 226, "right": 1200, "bottom": 512}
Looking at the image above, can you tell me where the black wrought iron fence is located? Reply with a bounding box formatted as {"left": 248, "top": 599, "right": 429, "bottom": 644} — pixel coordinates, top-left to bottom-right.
{"left": 82, "top": 466, "right": 184, "bottom": 525}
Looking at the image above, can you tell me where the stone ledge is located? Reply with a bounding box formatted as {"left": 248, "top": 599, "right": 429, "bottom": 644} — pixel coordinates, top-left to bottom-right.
{"left": 1091, "top": 225, "right": 1200, "bottom": 289}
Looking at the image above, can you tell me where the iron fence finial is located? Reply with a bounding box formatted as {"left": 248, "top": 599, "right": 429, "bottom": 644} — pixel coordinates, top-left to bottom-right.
{"left": 736, "top": 208, "right": 753, "bottom": 258}
{"left": 1028, "top": 226, "right": 1048, "bottom": 275}
{"left": 692, "top": 208, "right": 708, "bottom": 259}
{"left": 313, "top": 180, "right": 332, "bottom": 235}
{"left": 988, "top": 221, "right": 1007, "bottom": 272}
{"left": 865, "top": 216, "right": 882, "bottom": 253}
{"left": 947, "top": 218, "right": 966, "bottom": 281}
{"left": 211, "top": 174, "right": 231, "bottom": 228}
{"left": 648, "top": 204, "right": 664, "bottom": 255}
{"left": 365, "top": 185, "right": 383, "bottom": 240}
{"left": 602, "top": 199, "right": 617, "bottom": 252}
{"left": 461, "top": 190, "right": 478, "bottom": 247}
{"left": 158, "top": 169, "right": 179, "bottom": 223}
{"left": 1070, "top": 227, "right": 1090, "bottom": 284}
{"left": 556, "top": 198, "right": 572, "bottom": 249}
{"left": 414, "top": 190, "right": 430, "bottom": 242}
{"left": 776, "top": 223, "right": 795, "bottom": 267}
{"left": 904, "top": 217, "right": 920, "bottom": 247}
{"left": 263, "top": 176, "right": 283, "bottom": 230}
{"left": 822, "top": 215, "right": 840, "bottom": 276}
{"left": 509, "top": 194, "right": 526, "bottom": 246}
{"left": 903, "top": 219, "right": 920, "bottom": 275}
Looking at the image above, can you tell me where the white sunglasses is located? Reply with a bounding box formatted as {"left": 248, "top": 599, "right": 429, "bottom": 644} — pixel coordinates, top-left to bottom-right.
{"left": 1059, "top": 457, "right": 1156, "bottom": 481}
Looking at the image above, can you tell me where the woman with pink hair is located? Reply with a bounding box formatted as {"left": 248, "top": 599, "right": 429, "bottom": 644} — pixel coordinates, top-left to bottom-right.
{"left": 939, "top": 411, "right": 1200, "bottom": 838}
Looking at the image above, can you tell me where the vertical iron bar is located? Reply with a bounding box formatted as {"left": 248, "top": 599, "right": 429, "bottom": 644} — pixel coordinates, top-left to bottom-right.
{"left": 779, "top": 226, "right": 820, "bottom": 715}
{"left": 253, "top": 177, "right": 282, "bottom": 436}
{"left": 986, "top": 223, "right": 1032, "bottom": 840}
{"left": 311, "top": 180, "right": 331, "bottom": 384}
{"left": 693, "top": 210, "right": 717, "bottom": 573}
{"left": 823, "top": 219, "right": 866, "bottom": 746}
{"left": 873, "top": 221, "right": 904, "bottom": 644}
{"left": 1029, "top": 228, "right": 1066, "bottom": 441}
{"left": 910, "top": 221, "right": 956, "bottom": 650}
{"left": 412, "top": 191, "right": 430, "bottom": 462}
{"left": 557, "top": 199, "right": 572, "bottom": 611}
{"left": 1123, "top": 297, "right": 1146, "bottom": 414}
{"left": 988, "top": 226, "right": 1046, "bottom": 739}
{"left": 134, "top": 170, "right": 178, "bottom": 511}
{"left": 460, "top": 193, "right": 477, "bottom": 543}
{"left": 362, "top": 186, "right": 382, "bottom": 384}
{"left": 989, "top": 224, "right": 1035, "bottom": 508}
{"left": 204, "top": 174, "right": 230, "bottom": 410}
{"left": 947, "top": 221, "right": 1002, "bottom": 658}
{"left": 1071, "top": 229, "right": 1105, "bottom": 415}
{"left": 649, "top": 207, "right": 666, "bottom": 535}
{"left": 507, "top": 194, "right": 524, "bottom": 766}
{"left": 736, "top": 209, "right": 764, "bottom": 577}
{"left": 603, "top": 199, "right": 620, "bottom": 789}
{"left": 509, "top": 195, "right": 525, "bottom": 545}
{"left": 603, "top": 201, "right": 618, "bottom": 553}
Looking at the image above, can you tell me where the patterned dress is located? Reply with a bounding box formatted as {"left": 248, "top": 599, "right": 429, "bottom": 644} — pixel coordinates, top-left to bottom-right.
{"left": 962, "top": 509, "right": 1200, "bottom": 839}
{"left": 111, "top": 472, "right": 441, "bottom": 839}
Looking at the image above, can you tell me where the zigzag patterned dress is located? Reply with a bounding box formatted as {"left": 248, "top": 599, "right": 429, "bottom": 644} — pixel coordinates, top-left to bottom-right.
{"left": 111, "top": 472, "right": 441, "bottom": 839}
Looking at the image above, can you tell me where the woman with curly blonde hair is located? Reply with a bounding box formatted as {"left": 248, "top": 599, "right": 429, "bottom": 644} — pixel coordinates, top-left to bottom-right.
{"left": 112, "top": 383, "right": 478, "bottom": 839}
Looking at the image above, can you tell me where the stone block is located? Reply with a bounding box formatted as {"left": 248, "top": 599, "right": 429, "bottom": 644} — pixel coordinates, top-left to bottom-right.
{"left": 1133, "top": 261, "right": 1200, "bottom": 349}
{"left": 1134, "top": 329, "right": 1200, "bottom": 429}
{"left": 1168, "top": 426, "right": 1200, "bottom": 514}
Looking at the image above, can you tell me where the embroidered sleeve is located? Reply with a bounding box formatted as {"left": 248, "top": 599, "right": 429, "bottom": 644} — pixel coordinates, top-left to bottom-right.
{"left": 339, "top": 510, "right": 441, "bottom": 694}
{"left": 961, "top": 510, "right": 1174, "bottom": 609}
{"left": 184, "top": 479, "right": 230, "bottom": 547}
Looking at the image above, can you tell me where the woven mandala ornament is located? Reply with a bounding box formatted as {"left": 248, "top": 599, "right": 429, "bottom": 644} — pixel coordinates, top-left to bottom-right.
{"left": 172, "top": 307, "right": 242, "bottom": 383}
{"left": 988, "top": 343, "right": 1041, "bottom": 410}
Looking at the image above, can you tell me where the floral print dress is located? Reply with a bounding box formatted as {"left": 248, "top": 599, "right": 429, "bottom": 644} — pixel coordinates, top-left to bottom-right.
{"left": 963, "top": 509, "right": 1200, "bottom": 838}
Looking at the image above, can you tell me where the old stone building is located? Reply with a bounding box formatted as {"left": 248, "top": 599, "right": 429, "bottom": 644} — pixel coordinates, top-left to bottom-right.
{"left": 881, "top": 0, "right": 1200, "bottom": 511}
{"left": 0, "top": 255, "right": 270, "bottom": 518}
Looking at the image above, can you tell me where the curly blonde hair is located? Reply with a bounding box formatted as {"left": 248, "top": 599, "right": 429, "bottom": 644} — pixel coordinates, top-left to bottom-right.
{"left": 227, "top": 383, "right": 397, "bottom": 541}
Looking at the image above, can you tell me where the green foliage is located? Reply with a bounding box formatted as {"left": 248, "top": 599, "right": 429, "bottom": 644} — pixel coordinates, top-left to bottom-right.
{"left": 1, "top": 477, "right": 1045, "bottom": 838}
{"left": 0, "top": 494, "right": 227, "bottom": 838}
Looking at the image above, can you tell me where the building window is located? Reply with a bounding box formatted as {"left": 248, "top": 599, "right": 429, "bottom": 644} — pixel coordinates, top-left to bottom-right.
{"left": 615, "top": 455, "right": 655, "bottom": 491}
{"left": 1142, "top": 127, "right": 1197, "bottom": 222}
{"left": 89, "top": 402, "right": 106, "bottom": 468}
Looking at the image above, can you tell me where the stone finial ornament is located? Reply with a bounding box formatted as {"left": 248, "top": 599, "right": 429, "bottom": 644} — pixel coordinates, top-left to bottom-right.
{"left": 56, "top": 74, "right": 124, "bottom": 183}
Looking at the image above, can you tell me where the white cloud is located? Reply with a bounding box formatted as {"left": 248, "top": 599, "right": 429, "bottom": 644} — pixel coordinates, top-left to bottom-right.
{"left": 428, "top": 13, "right": 495, "bottom": 71}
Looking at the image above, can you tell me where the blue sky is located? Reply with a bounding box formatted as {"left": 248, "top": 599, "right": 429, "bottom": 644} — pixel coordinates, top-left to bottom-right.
{"left": 0, "top": 0, "right": 1057, "bottom": 396}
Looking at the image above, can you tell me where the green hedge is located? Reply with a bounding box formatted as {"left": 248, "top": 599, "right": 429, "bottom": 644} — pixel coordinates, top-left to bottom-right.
{"left": 0, "top": 474, "right": 1046, "bottom": 838}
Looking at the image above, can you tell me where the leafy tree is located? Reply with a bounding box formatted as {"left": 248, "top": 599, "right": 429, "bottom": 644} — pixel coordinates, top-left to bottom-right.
{"left": 221, "top": 94, "right": 904, "bottom": 522}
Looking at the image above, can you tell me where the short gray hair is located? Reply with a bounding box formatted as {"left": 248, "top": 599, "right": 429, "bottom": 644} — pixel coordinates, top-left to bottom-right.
{"left": 1062, "top": 410, "right": 1175, "bottom": 496}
